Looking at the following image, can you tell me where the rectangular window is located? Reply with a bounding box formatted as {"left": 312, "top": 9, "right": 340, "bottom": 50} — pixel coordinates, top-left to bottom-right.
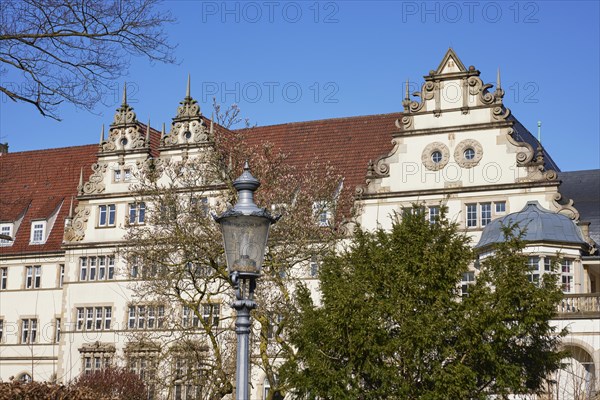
{"left": 495, "top": 201, "right": 506, "bottom": 214}
{"left": 480, "top": 203, "right": 492, "bottom": 226}
{"left": 157, "top": 305, "right": 165, "bottom": 329}
{"left": 114, "top": 169, "right": 122, "bottom": 182}
{"left": 561, "top": 260, "right": 573, "bottom": 293}
{"left": 527, "top": 257, "right": 540, "bottom": 284}
{"left": 129, "top": 306, "right": 136, "bottom": 329}
{"left": 98, "top": 257, "right": 106, "bottom": 280}
{"left": 25, "top": 266, "right": 41, "bottom": 289}
{"left": 80, "top": 258, "right": 88, "bottom": 281}
{"left": 124, "top": 168, "right": 132, "bottom": 181}
{"left": 104, "top": 307, "right": 112, "bottom": 330}
{"left": 544, "top": 257, "right": 553, "bottom": 272}
{"left": 108, "top": 256, "right": 115, "bottom": 280}
{"left": 310, "top": 257, "right": 319, "bottom": 278}
{"left": 77, "top": 306, "right": 112, "bottom": 331}
{"left": 86, "top": 308, "right": 94, "bottom": 330}
{"left": 428, "top": 206, "right": 440, "bottom": 224}
{"left": 1, "top": 267, "right": 7, "bottom": 290}
{"left": 202, "top": 304, "right": 220, "bottom": 327}
{"left": 0, "top": 224, "right": 12, "bottom": 245}
{"left": 89, "top": 257, "right": 97, "bottom": 281}
{"left": 95, "top": 307, "right": 103, "bottom": 330}
{"left": 31, "top": 222, "right": 45, "bottom": 243}
{"left": 21, "top": 319, "right": 37, "bottom": 344}
{"left": 129, "top": 203, "right": 146, "bottom": 224}
{"left": 98, "top": 205, "right": 116, "bottom": 227}
{"left": 84, "top": 357, "right": 92, "bottom": 374}
{"left": 0, "top": 319, "right": 3, "bottom": 342}
{"left": 59, "top": 264, "right": 64, "bottom": 288}
{"left": 55, "top": 318, "right": 61, "bottom": 343}
{"left": 461, "top": 271, "right": 476, "bottom": 297}
{"left": 466, "top": 204, "right": 477, "bottom": 227}
{"left": 313, "top": 201, "right": 330, "bottom": 227}
{"left": 182, "top": 306, "right": 190, "bottom": 328}
{"left": 77, "top": 308, "right": 84, "bottom": 330}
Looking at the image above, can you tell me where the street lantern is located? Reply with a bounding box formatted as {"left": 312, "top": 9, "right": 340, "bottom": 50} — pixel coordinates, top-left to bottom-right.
{"left": 214, "top": 161, "right": 278, "bottom": 400}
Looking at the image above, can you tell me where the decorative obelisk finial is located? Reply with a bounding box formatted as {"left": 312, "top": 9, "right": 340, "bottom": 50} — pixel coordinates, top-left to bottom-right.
{"left": 186, "top": 74, "right": 191, "bottom": 99}
{"left": 68, "top": 196, "right": 74, "bottom": 218}
{"left": 210, "top": 112, "right": 214, "bottom": 135}
{"left": 497, "top": 67, "right": 501, "bottom": 90}
{"left": 122, "top": 82, "right": 128, "bottom": 105}
{"left": 145, "top": 119, "right": 151, "bottom": 146}
{"left": 99, "top": 124, "right": 105, "bottom": 151}
{"left": 402, "top": 79, "right": 411, "bottom": 111}
{"left": 537, "top": 121, "right": 542, "bottom": 143}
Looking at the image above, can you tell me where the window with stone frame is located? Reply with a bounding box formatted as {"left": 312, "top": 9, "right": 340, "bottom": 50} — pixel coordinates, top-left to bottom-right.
{"left": 79, "top": 342, "right": 115, "bottom": 374}
{"left": 171, "top": 352, "right": 208, "bottom": 400}
{"left": 75, "top": 306, "right": 112, "bottom": 331}
{"left": 126, "top": 343, "right": 159, "bottom": 400}
{"left": 0, "top": 223, "right": 13, "bottom": 245}
{"left": 21, "top": 318, "right": 37, "bottom": 344}
{"left": 128, "top": 304, "right": 165, "bottom": 330}
{"left": 1, "top": 267, "right": 7, "bottom": 290}
{"left": 428, "top": 206, "right": 440, "bottom": 224}
{"left": 128, "top": 202, "right": 146, "bottom": 225}
{"left": 25, "top": 265, "right": 41, "bottom": 289}
{"left": 461, "top": 271, "right": 476, "bottom": 297}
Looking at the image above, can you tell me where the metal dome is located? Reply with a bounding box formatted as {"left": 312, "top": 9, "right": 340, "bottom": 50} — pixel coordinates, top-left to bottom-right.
{"left": 475, "top": 201, "right": 587, "bottom": 249}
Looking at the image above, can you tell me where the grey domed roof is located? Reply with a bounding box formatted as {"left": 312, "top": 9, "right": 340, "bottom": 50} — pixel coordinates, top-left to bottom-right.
{"left": 475, "top": 201, "right": 587, "bottom": 249}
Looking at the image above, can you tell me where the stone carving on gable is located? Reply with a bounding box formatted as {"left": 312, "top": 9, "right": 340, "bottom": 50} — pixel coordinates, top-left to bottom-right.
{"left": 100, "top": 84, "right": 148, "bottom": 153}
{"left": 506, "top": 127, "right": 535, "bottom": 166}
{"left": 406, "top": 81, "right": 436, "bottom": 113}
{"left": 422, "top": 142, "right": 450, "bottom": 171}
{"left": 454, "top": 139, "right": 483, "bottom": 168}
{"left": 78, "top": 163, "right": 107, "bottom": 195}
{"left": 64, "top": 205, "right": 90, "bottom": 242}
{"left": 553, "top": 192, "right": 580, "bottom": 221}
{"left": 161, "top": 77, "right": 211, "bottom": 148}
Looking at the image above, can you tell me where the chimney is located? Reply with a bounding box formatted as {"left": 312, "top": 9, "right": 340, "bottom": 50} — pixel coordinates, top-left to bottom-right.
{"left": 0, "top": 143, "right": 8, "bottom": 155}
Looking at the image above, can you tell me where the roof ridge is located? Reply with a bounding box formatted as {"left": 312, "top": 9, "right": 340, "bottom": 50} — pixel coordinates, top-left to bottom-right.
{"left": 237, "top": 111, "right": 403, "bottom": 131}
{"left": 1, "top": 143, "right": 98, "bottom": 156}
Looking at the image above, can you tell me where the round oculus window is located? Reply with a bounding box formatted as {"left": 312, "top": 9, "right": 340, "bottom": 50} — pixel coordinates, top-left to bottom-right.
{"left": 120, "top": 138, "right": 128, "bottom": 146}
{"left": 464, "top": 148, "right": 475, "bottom": 160}
{"left": 431, "top": 151, "right": 443, "bottom": 163}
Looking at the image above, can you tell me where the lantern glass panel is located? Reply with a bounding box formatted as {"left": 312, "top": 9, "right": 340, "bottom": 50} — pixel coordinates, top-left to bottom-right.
{"left": 220, "top": 215, "right": 271, "bottom": 275}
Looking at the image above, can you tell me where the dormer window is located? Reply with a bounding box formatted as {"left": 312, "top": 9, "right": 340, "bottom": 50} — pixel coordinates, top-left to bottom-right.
{"left": 30, "top": 221, "right": 46, "bottom": 244}
{"left": 0, "top": 223, "right": 13, "bottom": 245}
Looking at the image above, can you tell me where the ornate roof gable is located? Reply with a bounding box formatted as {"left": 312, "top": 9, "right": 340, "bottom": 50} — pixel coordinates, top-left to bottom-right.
{"left": 99, "top": 83, "right": 148, "bottom": 153}
{"left": 161, "top": 75, "right": 212, "bottom": 148}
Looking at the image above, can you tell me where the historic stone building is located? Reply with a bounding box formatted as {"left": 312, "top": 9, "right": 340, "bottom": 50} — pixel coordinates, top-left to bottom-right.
{"left": 0, "top": 49, "right": 598, "bottom": 399}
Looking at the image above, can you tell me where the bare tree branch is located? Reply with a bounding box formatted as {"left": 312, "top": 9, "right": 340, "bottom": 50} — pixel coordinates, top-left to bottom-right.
{"left": 0, "top": 0, "right": 176, "bottom": 119}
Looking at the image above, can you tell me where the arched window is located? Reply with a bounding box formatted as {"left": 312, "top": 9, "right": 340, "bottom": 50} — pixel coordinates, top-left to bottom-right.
{"left": 18, "top": 373, "right": 32, "bottom": 383}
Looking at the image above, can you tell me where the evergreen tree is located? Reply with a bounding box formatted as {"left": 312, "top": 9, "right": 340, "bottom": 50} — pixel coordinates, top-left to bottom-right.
{"left": 281, "top": 207, "right": 566, "bottom": 399}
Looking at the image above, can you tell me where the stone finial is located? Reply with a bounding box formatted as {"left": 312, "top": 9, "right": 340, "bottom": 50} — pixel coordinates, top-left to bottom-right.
{"left": 145, "top": 119, "right": 151, "bottom": 146}
{"left": 493, "top": 67, "right": 504, "bottom": 102}
{"left": 186, "top": 74, "right": 191, "bottom": 99}
{"left": 111, "top": 82, "right": 137, "bottom": 127}
{"left": 537, "top": 121, "right": 542, "bottom": 143}
{"left": 402, "top": 79, "right": 411, "bottom": 110}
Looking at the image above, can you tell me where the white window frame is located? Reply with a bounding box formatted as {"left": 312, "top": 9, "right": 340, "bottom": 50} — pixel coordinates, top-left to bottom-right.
{"left": 428, "top": 206, "right": 440, "bottom": 224}
{"left": 527, "top": 257, "right": 541, "bottom": 284}
{"left": 461, "top": 271, "right": 476, "bottom": 297}
{"left": 59, "top": 264, "right": 64, "bottom": 288}
{"left": 202, "top": 303, "right": 220, "bottom": 327}
{"left": 98, "top": 204, "right": 116, "bottom": 227}
{"left": 30, "top": 221, "right": 46, "bottom": 244}
{"left": 561, "top": 259, "right": 574, "bottom": 293}
{"left": 495, "top": 201, "right": 506, "bottom": 214}
{"left": 1, "top": 267, "right": 7, "bottom": 290}
{"left": 55, "top": 318, "right": 61, "bottom": 343}
{"left": 128, "top": 202, "right": 146, "bottom": 225}
{"left": 21, "top": 318, "right": 37, "bottom": 344}
{"left": 25, "top": 265, "right": 41, "bottom": 289}
{"left": 0, "top": 223, "right": 13, "bottom": 245}
{"left": 80, "top": 257, "right": 88, "bottom": 281}
{"left": 480, "top": 203, "right": 492, "bottom": 226}
{"left": 466, "top": 204, "right": 478, "bottom": 228}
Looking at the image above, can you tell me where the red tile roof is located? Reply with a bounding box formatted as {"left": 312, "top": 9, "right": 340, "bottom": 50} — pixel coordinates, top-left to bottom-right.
{"left": 0, "top": 144, "right": 99, "bottom": 255}
{"left": 240, "top": 112, "right": 402, "bottom": 191}
{"left": 0, "top": 112, "right": 401, "bottom": 255}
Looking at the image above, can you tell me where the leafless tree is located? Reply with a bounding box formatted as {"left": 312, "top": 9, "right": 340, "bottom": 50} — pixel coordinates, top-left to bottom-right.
{"left": 0, "top": 0, "right": 176, "bottom": 119}
{"left": 122, "top": 105, "right": 357, "bottom": 399}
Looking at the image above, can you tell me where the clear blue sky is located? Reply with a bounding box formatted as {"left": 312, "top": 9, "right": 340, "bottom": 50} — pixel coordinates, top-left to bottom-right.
{"left": 1, "top": 1, "right": 598, "bottom": 171}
